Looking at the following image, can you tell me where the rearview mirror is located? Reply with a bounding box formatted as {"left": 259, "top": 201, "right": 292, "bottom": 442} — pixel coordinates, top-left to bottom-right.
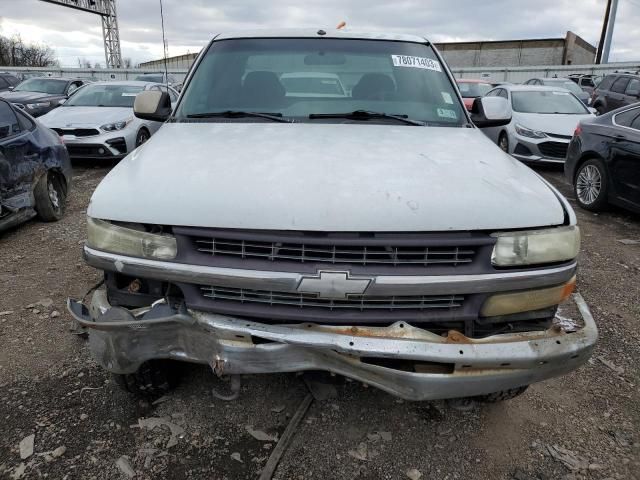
{"left": 304, "top": 53, "right": 346, "bottom": 65}
{"left": 134, "top": 90, "right": 172, "bottom": 122}
{"left": 471, "top": 97, "right": 512, "bottom": 128}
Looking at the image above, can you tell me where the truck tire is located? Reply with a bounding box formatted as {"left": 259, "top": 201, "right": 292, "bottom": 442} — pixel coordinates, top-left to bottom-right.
{"left": 34, "top": 171, "right": 66, "bottom": 221}
{"left": 112, "top": 360, "right": 182, "bottom": 398}
{"left": 476, "top": 385, "right": 528, "bottom": 403}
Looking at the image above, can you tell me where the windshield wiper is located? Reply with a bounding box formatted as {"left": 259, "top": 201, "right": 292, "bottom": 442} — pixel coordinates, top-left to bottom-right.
{"left": 308, "top": 110, "right": 426, "bottom": 126}
{"left": 186, "top": 110, "right": 293, "bottom": 123}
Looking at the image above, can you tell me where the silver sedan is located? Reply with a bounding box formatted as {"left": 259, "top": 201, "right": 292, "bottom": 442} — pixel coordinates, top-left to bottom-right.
{"left": 481, "top": 85, "right": 595, "bottom": 164}
{"left": 40, "top": 81, "right": 178, "bottom": 160}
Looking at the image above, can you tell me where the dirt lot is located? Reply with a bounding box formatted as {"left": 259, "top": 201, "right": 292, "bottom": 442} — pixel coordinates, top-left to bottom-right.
{"left": 1, "top": 164, "right": 639, "bottom": 480}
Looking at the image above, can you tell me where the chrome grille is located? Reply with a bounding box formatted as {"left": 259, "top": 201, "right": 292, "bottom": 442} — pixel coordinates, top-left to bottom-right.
{"left": 52, "top": 127, "right": 100, "bottom": 137}
{"left": 194, "top": 238, "right": 476, "bottom": 267}
{"left": 200, "top": 285, "right": 464, "bottom": 311}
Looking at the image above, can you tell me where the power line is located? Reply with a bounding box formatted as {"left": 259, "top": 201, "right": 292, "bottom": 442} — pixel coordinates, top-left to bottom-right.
{"left": 159, "top": 0, "right": 169, "bottom": 88}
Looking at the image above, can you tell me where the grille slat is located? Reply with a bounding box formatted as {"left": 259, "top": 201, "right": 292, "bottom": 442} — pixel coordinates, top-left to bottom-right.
{"left": 200, "top": 285, "right": 464, "bottom": 311}
{"left": 194, "top": 238, "right": 476, "bottom": 266}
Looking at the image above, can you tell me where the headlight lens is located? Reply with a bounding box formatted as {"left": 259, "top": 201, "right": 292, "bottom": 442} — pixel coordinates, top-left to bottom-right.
{"left": 26, "top": 102, "right": 50, "bottom": 109}
{"left": 514, "top": 123, "right": 547, "bottom": 139}
{"left": 101, "top": 119, "right": 132, "bottom": 131}
{"left": 87, "top": 217, "right": 176, "bottom": 260}
{"left": 481, "top": 277, "right": 576, "bottom": 317}
{"left": 491, "top": 226, "right": 580, "bottom": 267}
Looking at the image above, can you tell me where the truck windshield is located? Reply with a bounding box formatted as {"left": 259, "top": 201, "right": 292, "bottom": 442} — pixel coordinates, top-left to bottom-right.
{"left": 176, "top": 38, "right": 465, "bottom": 126}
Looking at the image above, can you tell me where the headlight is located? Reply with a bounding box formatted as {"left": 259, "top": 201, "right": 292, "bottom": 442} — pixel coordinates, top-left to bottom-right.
{"left": 26, "top": 102, "right": 50, "bottom": 109}
{"left": 514, "top": 123, "right": 547, "bottom": 139}
{"left": 101, "top": 119, "right": 132, "bottom": 131}
{"left": 87, "top": 217, "right": 176, "bottom": 260}
{"left": 491, "top": 226, "right": 580, "bottom": 267}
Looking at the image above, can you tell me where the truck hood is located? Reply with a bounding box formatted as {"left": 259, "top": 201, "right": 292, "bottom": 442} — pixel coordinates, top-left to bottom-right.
{"left": 40, "top": 106, "right": 132, "bottom": 127}
{"left": 514, "top": 112, "right": 594, "bottom": 137}
{"left": 89, "top": 123, "right": 566, "bottom": 231}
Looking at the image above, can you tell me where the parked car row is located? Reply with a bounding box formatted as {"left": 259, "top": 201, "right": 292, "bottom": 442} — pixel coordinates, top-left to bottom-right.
{"left": 0, "top": 75, "right": 180, "bottom": 233}
{"left": 461, "top": 76, "right": 640, "bottom": 215}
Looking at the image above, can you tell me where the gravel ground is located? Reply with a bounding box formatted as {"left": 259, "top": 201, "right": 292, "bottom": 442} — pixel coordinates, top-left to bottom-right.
{"left": 0, "top": 164, "right": 639, "bottom": 480}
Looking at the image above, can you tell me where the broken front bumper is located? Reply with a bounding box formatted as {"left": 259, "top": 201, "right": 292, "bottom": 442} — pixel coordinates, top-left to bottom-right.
{"left": 68, "top": 291, "right": 597, "bottom": 401}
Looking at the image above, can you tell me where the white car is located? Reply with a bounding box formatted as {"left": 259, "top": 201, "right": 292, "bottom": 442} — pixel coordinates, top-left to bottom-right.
{"left": 280, "top": 72, "right": 347, "bottom": 97}
{"left": 68, "top": 29, "right": 597, "bottom": 403}
{"left": 40, "top": 81, "right": 179, "bottom": 160}
{"left": 481, "top": 84, "right": 595, "bottom": 164}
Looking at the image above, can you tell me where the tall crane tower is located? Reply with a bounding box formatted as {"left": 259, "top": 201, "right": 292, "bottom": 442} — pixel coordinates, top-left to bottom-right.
{"left": 39, "top": 0, "right": 122, "bottom": 68}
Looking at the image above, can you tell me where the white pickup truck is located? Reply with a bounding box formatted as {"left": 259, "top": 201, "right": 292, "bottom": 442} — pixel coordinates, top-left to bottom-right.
{"left": 68, "top": 28, "right": 597, "bottom": 402}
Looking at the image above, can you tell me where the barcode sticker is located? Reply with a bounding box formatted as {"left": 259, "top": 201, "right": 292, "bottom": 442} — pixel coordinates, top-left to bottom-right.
{"left": 391, "top": 55, "right": 442, "bottom": 72}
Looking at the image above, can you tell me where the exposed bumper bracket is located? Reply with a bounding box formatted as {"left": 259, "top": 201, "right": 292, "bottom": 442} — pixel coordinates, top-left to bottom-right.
{"left": 67, "top": 292, "right": 597, "bottom": 401}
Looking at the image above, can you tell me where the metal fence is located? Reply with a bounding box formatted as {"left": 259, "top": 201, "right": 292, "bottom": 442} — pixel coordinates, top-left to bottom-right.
{"left": 0, "top": 66, "right": 189, "bottom": 82}
{"left": 450, "top": 61, "right": 640, "bottom": 83}
{"left": 2, "top": 61, "right": 639, "bottom": 85}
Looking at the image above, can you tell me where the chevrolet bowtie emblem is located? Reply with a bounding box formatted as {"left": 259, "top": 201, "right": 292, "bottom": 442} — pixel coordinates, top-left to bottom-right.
{"left": 297, "top": 271, "right": 372, "bottom": 299}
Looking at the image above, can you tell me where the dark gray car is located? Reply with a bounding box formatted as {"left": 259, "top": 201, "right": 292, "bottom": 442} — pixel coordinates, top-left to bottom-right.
{"left": 590, "top": 73, "right": 640, "bottom": 115}
{"left": 0, "top": 73, "right": 20, "bottom": 93}
{"left": 0, "top": 77, "right": 88, "bottom": 117}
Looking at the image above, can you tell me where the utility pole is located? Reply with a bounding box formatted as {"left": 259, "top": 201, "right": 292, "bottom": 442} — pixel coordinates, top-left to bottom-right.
{"left": 596, "top": 0, "right": 619, "bottom": 64}
{"left": 39, "top": 0, "right": 123, "bottom": 68}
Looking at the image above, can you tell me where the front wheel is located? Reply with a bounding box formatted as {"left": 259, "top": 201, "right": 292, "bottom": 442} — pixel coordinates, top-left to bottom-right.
{"left": 34, "top": 171, "right": 66, "bottom": 221}
{"left": 135, "top": 128, "right": 150, "bottom": 147}
{"left": 498, "top": 132, "right": 509, "bottom": 153}
{"left": 112, "top": 360, "right": 182, "bottom": 398}
{"left": 476, "top": 385, "right": 528, "bottom": 403}
{"left": 574, "top": 158, "right": 608, "bottom": 211}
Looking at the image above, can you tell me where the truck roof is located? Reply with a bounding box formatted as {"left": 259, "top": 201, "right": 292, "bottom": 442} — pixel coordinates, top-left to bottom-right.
{"left": 214, "top": 28, "right": 428, "bottom": 43}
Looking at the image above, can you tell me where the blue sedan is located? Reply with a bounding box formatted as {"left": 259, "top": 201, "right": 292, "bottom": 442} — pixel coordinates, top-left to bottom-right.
{"left": 0, "top": 98, "right": 71, "bottom": 232}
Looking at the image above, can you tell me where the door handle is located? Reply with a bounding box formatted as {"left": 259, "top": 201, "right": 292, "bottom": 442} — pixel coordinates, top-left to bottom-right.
{"left": 613, "top": 134, "right": 627, "bottom": 142}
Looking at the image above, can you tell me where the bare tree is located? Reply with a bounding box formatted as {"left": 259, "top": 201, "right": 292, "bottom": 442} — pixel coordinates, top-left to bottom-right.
{"left": 0, "top": 34, "right": 59, "bottom": 67}
{"left": 122, "top": 57, "right": 132, "bottom": 68}
{"left": 77, "top": 57, "right": 93, "bottom": 68}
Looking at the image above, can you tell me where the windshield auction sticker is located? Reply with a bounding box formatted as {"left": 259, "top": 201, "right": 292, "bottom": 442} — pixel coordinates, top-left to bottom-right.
{"left": 391, "top": 55, "right": 442, "bottom": 72}
{"left": 437, "top": 108, "right": 457, "bottom": 119}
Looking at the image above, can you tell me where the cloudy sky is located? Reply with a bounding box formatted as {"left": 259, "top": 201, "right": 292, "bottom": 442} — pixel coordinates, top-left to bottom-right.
{"left": 0, "top": 0, "right": 638, "bottom": 67}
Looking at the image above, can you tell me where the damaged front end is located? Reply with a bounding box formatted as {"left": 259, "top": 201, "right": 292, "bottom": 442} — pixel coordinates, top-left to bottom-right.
{"left": 68, "top": 289, "right": 597, "bottom": 401}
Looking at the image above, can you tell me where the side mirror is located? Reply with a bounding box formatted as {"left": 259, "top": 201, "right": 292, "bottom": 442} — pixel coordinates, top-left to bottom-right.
{"left": 470, "top": 97, "right": 512, "bottom": 128}
{"left": 588, "top": 107, "right": 598, "bottom": 114}
{"left": 628, "top": 90, "right": 640, "bottom": 98}
{"left": 8, "top": 86, "right": 14, "bottom": 91}
{"left": 58, "top": 98, "right": 66, "bottom": 105}
{"left": 134, "top": 90, "right": 172, "bottom": 122}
